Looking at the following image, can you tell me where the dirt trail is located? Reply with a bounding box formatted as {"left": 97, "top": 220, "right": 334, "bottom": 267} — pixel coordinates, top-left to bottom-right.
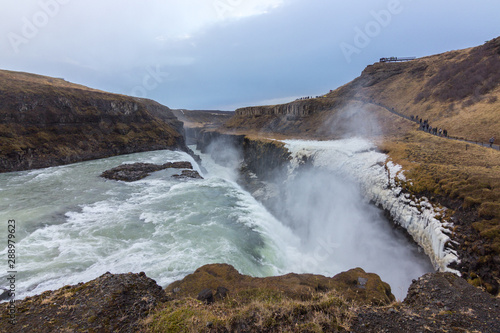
{"left": 355, "top": 97, "right": 500, "bottom": 150}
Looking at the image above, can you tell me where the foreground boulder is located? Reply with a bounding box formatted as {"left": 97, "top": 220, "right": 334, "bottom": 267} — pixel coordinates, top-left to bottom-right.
{"left": 0, "top": 272, "right": 167, "bottom": 333}
{"left": 352, "top": 272, "right": 500, "bottom": 332}
{"left": 157, "top": 264, "right": 395, "bottom": 332}
{"left": 166, "top": 264, "right": 394, "bottom": 306}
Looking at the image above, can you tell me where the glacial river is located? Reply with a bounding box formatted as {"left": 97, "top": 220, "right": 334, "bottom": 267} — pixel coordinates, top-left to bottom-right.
{"left": 0, "top": 140, "right": 433, "bottom": 301}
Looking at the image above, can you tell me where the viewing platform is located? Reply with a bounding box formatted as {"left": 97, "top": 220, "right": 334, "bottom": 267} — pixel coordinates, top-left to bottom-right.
{"left": 379, "top": 57, "right": 416, "bottom": 63}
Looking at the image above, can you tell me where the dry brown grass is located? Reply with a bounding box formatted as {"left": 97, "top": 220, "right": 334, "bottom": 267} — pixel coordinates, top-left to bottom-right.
{"left": 145, "top": 264, "right": 395, "bottom": 332}
{"left": 377, "top": 124, "right": 500, "bottom": 293}
{"left": 0, "top": 69, "right": 107, "bottom": 94}
{"left": 143, "top": 289, "right": 359, "bottom": 332}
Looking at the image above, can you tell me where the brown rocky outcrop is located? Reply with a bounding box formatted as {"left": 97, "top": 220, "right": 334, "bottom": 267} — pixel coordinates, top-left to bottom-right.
{"left": 352, "top": 272, "right": 500, "bottom": 332}
{"left": 172, "top": 169, "right": 204, "bottom": 179}
{"left": 166, "top": 264, "right": 395, "bottom": 306}
{"left": 0, "top": 272, "right": 168, "bottom": 333}
{"left": 100, "top": 161, "right": 198, "bottom": 182}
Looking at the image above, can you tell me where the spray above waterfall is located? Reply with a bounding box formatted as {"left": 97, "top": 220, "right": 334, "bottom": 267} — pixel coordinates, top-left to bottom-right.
{"left": 247, "top": 138, "right": 434, "bottom": 295}
{"left": 282, "top": 139, "right": 458, "bottom": 273}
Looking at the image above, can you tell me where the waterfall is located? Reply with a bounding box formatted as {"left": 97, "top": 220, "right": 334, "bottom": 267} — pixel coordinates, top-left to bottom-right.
{"left": 282, "top": 138, "right": 459, "bottom": 273}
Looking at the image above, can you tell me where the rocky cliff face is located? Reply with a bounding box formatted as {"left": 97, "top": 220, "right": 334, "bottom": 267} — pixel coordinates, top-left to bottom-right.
{"left": 189, "top": 128, "right": 291, "bottom": 185}
{"left": 235, "top": 98, "right": 341, "bottom": 118}
{"left": 226, "top": 97, "right": 353, "bottom": 139}
{"left": 241, "top": 138, "right": 291, "bottom": 181}
{"left": 351, "top": 272, "right": 500, "bottom": 332}
{"left": 171, "top": 109, "right": 234, "bottom": 145}
{"left": 0, "top": 70, "right": 187, "bottom": 172}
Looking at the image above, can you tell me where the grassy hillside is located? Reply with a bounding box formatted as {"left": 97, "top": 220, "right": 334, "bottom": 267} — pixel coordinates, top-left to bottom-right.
{"left": 332, "top": 36, "right": 500, "bottom": 144}
{"left": 0, "top": 69, "right": 106, "bottom": 94}
{"left": 0, "top": 69, "right": 186, "bottom": 172}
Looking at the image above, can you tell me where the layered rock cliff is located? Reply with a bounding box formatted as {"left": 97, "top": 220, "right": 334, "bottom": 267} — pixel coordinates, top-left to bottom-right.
{"left": 0, "top": 70, "right": 187, "bottom": 172}
{"left": 236, "top": 98, "right": 341, "bottom": 118}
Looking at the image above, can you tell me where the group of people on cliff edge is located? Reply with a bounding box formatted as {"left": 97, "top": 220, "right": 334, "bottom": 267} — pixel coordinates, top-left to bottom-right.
{"left": 412, "top": 116, "right": 448, "bottom": 138}
{"left": 412, "top": 115, "right": 496, "bottom": 149}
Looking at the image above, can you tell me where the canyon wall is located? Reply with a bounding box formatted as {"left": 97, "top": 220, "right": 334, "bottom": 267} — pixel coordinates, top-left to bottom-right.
{"left": 0, "top": 70, "right": 187, "bottom": 172}
{"left": 235, "top": 98, "right": 341, "bottom": 118}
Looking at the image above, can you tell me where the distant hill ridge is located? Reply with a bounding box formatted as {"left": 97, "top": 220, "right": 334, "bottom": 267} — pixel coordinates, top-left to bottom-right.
{"left": 226, "top": 36, "right": 500, "bottom": 143}
{"left": 0, "top": 69, "right": 187, "bottom": 172}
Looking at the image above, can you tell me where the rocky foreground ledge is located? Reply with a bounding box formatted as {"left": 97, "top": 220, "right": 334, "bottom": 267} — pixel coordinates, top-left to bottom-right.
{"left": 1, "top": 264, "right": 498, "bottom": 332}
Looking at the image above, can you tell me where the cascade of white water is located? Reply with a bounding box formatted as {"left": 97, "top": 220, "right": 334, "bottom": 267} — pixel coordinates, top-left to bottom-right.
{"left": 282, "top": 138, "right": 459, "bottom": 273}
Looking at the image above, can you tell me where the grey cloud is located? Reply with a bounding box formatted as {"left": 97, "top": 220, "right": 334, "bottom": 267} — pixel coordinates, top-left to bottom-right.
{"left": 1, "top": 0, "right": 499, "bottom": 110}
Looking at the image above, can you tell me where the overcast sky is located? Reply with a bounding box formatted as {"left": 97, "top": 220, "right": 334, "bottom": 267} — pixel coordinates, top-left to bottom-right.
{"left": 1, "top": 0, "right": 499, "bottom": 110}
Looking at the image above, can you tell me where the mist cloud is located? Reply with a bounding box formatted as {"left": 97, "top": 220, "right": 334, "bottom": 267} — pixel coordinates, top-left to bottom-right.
{"left": 276, "top": 163, "right": 432, "bottom": 295}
